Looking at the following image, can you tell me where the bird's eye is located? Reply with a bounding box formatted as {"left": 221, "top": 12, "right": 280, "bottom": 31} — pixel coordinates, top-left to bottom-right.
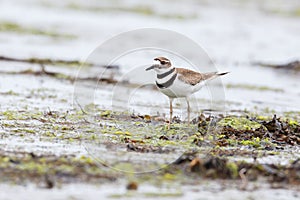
{"left": 161, "top": 61, "right": 166, "bottom": 65}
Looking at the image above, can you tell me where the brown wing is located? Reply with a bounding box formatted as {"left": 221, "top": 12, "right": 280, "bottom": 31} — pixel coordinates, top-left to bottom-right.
{"left": 176, "top": 68, "right": 218, "bottom": 86}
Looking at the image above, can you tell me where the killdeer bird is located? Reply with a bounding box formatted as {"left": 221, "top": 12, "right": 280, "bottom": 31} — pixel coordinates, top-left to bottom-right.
{"left": 146, "top": 57, "right": 229, "bottom": 128}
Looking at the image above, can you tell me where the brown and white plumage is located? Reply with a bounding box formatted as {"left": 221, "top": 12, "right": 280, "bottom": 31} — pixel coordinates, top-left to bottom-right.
{"left": 146, "top": 57, "right": 229, "bottom": 127}
{"left": 177, "top": 68, "right": 228, "bottom": 85}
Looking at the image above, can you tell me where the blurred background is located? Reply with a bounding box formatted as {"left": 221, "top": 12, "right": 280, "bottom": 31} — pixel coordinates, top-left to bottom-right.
{"left": 0, "top": 0, "right": 299, "bottom": 114}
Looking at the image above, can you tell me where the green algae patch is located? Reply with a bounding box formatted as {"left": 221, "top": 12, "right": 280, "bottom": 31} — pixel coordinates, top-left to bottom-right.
{"left": 1, "top": 110, "right": 30, "bottom": 120}
{"left": 65, "top": 3, "right": 196, "bottom": 20}
{"left": 226, "top": 83, "right": 284, "bottom": 92}
{"left": 288, "top": 120, "right": 299, "bottom": 127}
{"left": 114, "top": 131, "right": 132, "bottom": 136}
{"left": 0, "top": 153, "right": 118, "bottom": 185}
{"left": 143, "top": 191, "right": 183, "bottom": 198}
{"left": 109, "top": 191, "right": 183, "bottom": 199}
{"left": 0, "top": 90, "right": 19, "bottom": 96}
{"left": 162, "top": 173, "right": 177, "bottom": 181}
{"left": 218, "top": 117, "right": 263, "bottom": 130}
{"left": 100, "top": 110, "right": 111, "bottom": 117}
{"left": 112, "top": 163, "right": 136, "bottom": 173}
{"left": 267, "top": 7, "right": 300, "bottom": 18}
{"left": 292, "top": 8, "right": 300, "bottom": 16}
{"left": 256, "top": 115, "right": 270, "bottom": 121}
{"left": 240, "top": 138, "right": 261, "bottom": 148}
{"left": 0, "top": 55, "right": 86, "bottom": 67}
{"left": 225, "top": 162, "right": 239, "bottom": 179}
{"left": 0, "top": 21, "right": 76, "bottom": 39}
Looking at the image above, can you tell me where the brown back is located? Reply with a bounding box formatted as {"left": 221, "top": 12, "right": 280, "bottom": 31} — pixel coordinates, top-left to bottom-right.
{"left": 176, "top": 68, "right": 218, "bottom": 86}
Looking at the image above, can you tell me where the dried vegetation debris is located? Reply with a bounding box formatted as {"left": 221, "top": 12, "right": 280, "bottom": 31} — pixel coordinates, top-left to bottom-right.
{"left": 196, "top": 114, "right": 300, "bottom": 147}
{"left": 0, "top": 151, "right": 118, "bottom": 186}
{"left": 254, "top": 60, "right": 300, "bottom": 71}
{"left": 173, "top": 154, "right": 300, "bottom": 186}
{"left": 0, "top": 55, "right": 119, "bottom": 83}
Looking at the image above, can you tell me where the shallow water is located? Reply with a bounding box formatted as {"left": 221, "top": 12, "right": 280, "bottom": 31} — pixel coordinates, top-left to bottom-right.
{"left": 0, "top": 181, "right": 299, "bottom": 200}
{"left": 1, "top": 0, "right": 299, "bottom": 113}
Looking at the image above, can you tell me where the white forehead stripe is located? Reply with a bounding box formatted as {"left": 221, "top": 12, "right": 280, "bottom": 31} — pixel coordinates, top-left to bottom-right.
{"left": 153, "top": 60, "right": 160, "bottom": 65}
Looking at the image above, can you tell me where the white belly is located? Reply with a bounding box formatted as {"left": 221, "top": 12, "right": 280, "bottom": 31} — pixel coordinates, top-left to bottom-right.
{"left": 158, "top": 78, "right": 206, "bottom": 98}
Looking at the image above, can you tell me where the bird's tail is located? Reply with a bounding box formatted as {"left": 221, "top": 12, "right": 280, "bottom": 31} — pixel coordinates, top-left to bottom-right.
{"left": 202, "top": 71, "right": 229, "bottom": 81}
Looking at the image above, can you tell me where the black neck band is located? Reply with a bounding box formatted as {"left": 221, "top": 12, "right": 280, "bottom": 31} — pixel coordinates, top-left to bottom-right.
{"left": 156, "top": 73, "right": 177, "bottom": 89}
{"left": 157, "top": 68, "right": 175, "bottom": 79}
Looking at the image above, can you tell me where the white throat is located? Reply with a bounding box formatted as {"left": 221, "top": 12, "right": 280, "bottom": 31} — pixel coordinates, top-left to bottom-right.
{"left": 155, "top": 66, "right": 173, "bottom": 74}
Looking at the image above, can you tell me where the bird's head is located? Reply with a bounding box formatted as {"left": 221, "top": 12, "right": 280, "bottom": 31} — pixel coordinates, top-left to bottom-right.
{"left": 146, "top": 57, "right": 172, "bottom": 72}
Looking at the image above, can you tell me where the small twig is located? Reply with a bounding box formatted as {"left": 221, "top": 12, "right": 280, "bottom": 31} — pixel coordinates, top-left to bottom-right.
{"left": 47, "top": 107, "right": 53, "bottom": 116}
{"left": 61, "top": 110, "right": 69, "bottom": 120}
{"left": 239, "top": 168, "right": 248, "bottom": 190}
{"left": 74, "top": 98, "right": 88, "bottom": 115}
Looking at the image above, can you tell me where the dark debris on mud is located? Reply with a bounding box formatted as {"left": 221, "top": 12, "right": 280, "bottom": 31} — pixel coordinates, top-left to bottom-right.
{"left": 0, "top": 55, "right": 120, "bottom": 84}
{"left": 0, "top": 151, "right": 118, "bottom": 188}
{"left": 196, "top": 114, "right": 300, "bottom": 147}
{"left": 254, "top": 60, "right": 300, "bottom": 71}
{"left": 172, "top": 154, "right": 300, "bottom": 187}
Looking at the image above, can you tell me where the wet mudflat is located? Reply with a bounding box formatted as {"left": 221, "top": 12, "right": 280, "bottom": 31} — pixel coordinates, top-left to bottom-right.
{"left": 0, "top": 95, "right": 299, "bottom": 199}
{"left": 0, "top": 0, "right": 300, "bottom": 199}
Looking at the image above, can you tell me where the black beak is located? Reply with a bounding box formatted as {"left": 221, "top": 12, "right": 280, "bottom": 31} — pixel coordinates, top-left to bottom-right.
{"left": 146, "top": 65, "right": 155, "bottom": 71}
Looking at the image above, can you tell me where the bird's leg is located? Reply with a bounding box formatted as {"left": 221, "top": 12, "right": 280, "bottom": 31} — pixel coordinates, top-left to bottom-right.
{"left": 186, "top": 97, "right": 190, "bottom": 126}
{"left": 168, "top": 98, "right": 173, "bottom": 129}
